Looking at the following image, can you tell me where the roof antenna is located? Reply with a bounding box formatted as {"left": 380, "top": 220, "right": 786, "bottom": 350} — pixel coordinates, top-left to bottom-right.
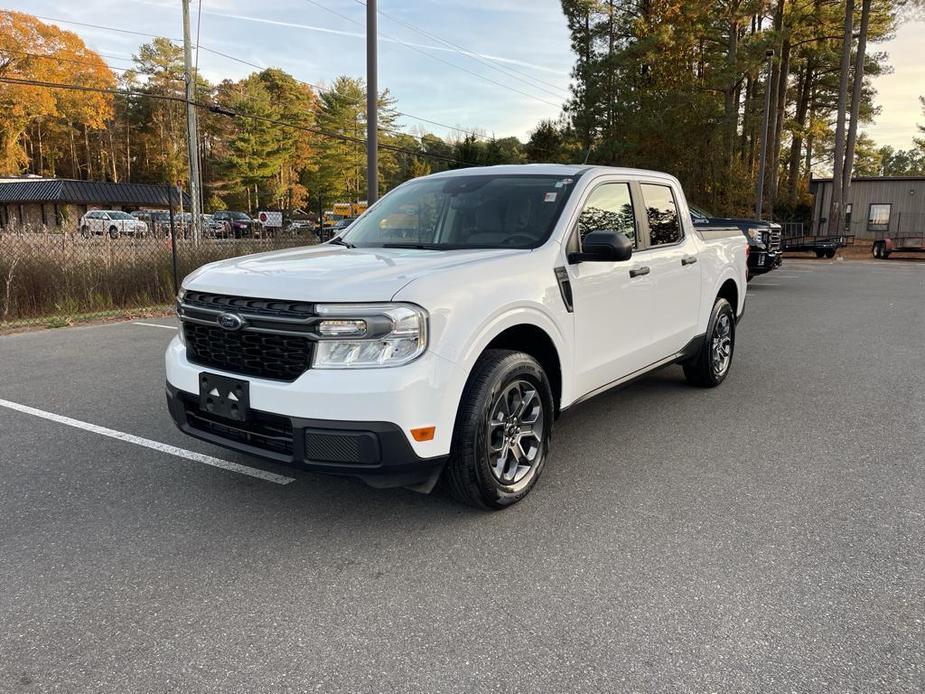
{"left": 582, "top": 145, "right": 593, "bottom": 165}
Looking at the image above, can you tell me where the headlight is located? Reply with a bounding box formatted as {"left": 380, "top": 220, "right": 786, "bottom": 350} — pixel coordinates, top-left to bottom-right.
{"left": 312, "top": 303, "right": 428, "bottom": 369}
{"left": 746, "top": 228, "right": 762, "bottom": 240}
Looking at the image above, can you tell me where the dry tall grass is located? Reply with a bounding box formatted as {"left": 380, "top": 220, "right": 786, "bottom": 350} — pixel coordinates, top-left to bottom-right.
{"left": 0, "top": 231, "right": 314, "bottom": 328}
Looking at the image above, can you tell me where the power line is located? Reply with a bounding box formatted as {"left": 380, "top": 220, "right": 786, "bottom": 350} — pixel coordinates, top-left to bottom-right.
{"left": 0, "top": 75, "right": 477, "bottom": 167}
{"left": 300, "top": 0, "right": 562, "bottom": 109}
{"left": 350, "top": 0, "right": 569, "bottom": 99}
{"left": 3, "top": 49, "right": 137, "bottom": 74}
{"left": 34, "top": 15, "right": 178, "bottom": 41}
{"left": 196, "top": 45, "right": 479, "bottom": 138}
{"left": 31, "top": 14, "right": 483, "bottom": 139}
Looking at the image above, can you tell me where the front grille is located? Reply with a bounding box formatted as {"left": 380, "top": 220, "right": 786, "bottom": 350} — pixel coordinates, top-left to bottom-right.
{"left": 180, "top": 291, "right": 316, "bottom": 381}
{"left": 183, "top": 322, "right": 313, "bottom": 381}
{"left": 183, "top": 291, "right": 314, "bottom": 319}
{"left": 181, "top": 394, "right": 294, "bottom": 455}
{"left": 769, "top": 227, "right": 782, "bottom": 252}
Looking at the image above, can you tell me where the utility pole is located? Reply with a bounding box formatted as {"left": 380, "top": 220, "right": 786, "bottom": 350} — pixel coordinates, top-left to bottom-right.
{"left": 366, "top": 0, "right": 378, "bottom": 204}
{"left": 755, "top": 49, "right": 774, "bottom": 221}
{"left": 181, "top": 0, "right": 202, "bottom": 242}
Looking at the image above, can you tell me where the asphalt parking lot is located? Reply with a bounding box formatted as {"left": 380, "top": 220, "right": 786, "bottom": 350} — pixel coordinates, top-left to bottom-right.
{"left": 1, "top": 258, "right": 923, "bottom": 693}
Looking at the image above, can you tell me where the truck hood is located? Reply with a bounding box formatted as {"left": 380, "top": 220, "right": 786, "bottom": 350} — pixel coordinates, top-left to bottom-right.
{"left": 182, "top": 244, "right": 527, "bottom": 302}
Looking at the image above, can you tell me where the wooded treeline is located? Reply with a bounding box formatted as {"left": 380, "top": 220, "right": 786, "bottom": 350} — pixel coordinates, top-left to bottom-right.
{"left": 542, "top": 0, "right": 924, "bottom": 219}
{"left": 0, "top": 11, "right": 531, "bottom": 214}
{"left": 2, "top": 6, "right": 924, "bottom": 221}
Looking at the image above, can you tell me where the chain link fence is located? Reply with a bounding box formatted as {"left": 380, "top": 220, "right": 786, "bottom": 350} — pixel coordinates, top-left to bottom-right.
{"left": 0, "top": 215, "right": 318, "bottom": 331}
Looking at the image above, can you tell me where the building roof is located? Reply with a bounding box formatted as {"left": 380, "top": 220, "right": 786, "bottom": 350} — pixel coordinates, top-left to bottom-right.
{"left": 0, "top": 178, "right": 190, "bottom": 207}
{"left": 811, "top": 175, "right": 925, "bottom": 184}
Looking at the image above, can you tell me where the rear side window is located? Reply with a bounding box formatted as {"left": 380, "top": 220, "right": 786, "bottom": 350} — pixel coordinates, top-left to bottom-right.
{"left": 640, "top": 184, "right": 683, "bottom": 246}
{"left": 576, "top": 182, "right": 636, "bottom": 246}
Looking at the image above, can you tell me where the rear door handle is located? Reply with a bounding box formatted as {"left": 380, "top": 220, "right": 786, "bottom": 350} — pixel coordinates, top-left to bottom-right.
{"left": 681, "top": 255, "right": 697, "bottom": 266}
{"left": 629, "top": 266, "right": 650, "bottom": 278}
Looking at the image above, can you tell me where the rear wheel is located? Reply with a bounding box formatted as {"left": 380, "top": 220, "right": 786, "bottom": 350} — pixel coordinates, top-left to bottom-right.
{"left": 80, "top": 225, "right": 91, "bottom": 238}
{"left": 683, "top": 297, "right": 735, "bottom": 388}
{"left": 108, "top": 226, "right": 119, "bottom": 239}
{"left": 445, "top": 349, "right": 553, "bottom": 509}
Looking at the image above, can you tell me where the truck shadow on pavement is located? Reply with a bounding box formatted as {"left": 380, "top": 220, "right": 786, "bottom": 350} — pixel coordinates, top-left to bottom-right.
{"left": 202, "top": 366, "right": 696, "bottom": 523}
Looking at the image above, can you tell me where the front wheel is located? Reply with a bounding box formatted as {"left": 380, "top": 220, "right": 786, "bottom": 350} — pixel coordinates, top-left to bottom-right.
{"left": 445, "top": 349, "right": 554, "bottom": 509}
{"left": 80, "top": 225, "right": 91, "bottom": 238}
{"left": 824, "top": 249, "right": 836, "bottom": 259}
{"left": 683, "top": 297, "right": 735, "bottom": 388}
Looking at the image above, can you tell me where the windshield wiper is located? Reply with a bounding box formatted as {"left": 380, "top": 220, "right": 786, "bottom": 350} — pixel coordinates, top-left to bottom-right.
{"left": 328, "top": 236, "right": 355, "bottom": 248}
{"left": 380, "top": 243, "right": 446, "bottom": 250}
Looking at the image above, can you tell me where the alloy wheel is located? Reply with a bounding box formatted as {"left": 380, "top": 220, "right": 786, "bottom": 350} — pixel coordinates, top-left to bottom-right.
{"left": 486, "top": 379, "right": 545, "bottom": 489}
{"left": 711, "top": 313, "right": 733, "bottom": 376}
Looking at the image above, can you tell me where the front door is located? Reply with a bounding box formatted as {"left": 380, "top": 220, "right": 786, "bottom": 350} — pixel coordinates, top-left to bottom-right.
{"left": 567, "top": 180, "right": 653, "bottom": 396}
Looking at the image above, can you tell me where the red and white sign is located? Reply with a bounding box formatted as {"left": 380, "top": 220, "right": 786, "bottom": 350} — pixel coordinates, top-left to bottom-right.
{"left": 258, "top": 211, "right": 282, "bottom": 227}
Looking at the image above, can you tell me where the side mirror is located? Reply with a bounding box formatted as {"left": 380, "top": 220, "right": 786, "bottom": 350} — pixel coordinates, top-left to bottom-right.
{"left": 568, "top": 230, "right": 633, "bottom": 263}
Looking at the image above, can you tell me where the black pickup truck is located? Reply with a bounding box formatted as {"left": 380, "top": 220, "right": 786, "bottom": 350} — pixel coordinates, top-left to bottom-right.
{"left": 689, "top": 206, "right": 782, "bottom": 280}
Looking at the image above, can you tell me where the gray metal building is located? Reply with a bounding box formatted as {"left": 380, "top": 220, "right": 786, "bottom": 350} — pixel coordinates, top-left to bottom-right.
{"left": 810, "top": 176, "right": 925, "bottom": 239}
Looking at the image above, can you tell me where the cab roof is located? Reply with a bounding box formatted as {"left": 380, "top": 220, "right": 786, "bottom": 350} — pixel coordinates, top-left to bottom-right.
{"left": 426, "top": 163, "right": 679, "bottom": 182}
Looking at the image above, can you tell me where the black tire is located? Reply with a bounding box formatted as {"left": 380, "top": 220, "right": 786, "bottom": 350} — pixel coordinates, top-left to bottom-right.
{"left": 825, "top": 249, "right": 836, "bottom": 259}
{"left": 108, "top": 226, "right": 119, "bottom": 239}
{"left": 683, "top": 297, "right": 735, "bottom": 388}
{"left": 815, "top": 250, "right": 826, "bottom": 258}
{"left": 872, "top": 243, "right": 881, "bottom": 258}
{"left": 445, "top": 349, "right": 554, "bottom": 510}
{"left": 882, "top": 250, "right": 891, "bottom": 259}
{"left": 80, "top": 225, "right": 91, "bottom": 239}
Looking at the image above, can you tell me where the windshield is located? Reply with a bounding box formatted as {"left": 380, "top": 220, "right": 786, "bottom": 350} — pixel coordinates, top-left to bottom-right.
{"left": 108, "top": 211, "right": 133, "bottom": 220}
{"left": 228, "top": 211, "right": 251, "bottom": 221}
{"left": 340, "top": 174, "right": 579, "bottom": 249}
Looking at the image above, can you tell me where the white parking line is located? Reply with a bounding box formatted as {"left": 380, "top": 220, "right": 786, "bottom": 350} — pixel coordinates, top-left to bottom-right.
{"left": 133, "top": 322, "right": 177, "bottom": 330}
{"left": 0, "top": 398, "right": 295, "bottom": 485}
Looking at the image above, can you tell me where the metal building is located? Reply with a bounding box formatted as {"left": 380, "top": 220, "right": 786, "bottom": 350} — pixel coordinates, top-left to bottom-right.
{"left": 0, "top": 177, "right": 189, "bottom": 233}
{"left": 810, "top": 176, "right": 925, "bottom": 240}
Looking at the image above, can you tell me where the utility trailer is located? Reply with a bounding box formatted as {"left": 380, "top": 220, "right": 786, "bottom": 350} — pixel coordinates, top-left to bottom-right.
{"left": 781, "top": 234, "right": 855, "bottom": 258}
{"left": 872, "top": 233, "right": 925, "bottom": 259}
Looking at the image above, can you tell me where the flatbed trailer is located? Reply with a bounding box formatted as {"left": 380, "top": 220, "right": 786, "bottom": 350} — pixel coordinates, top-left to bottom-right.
{"left": 872, "top": 233, "right": 925, "bottom": 258}
{"left": 782, "top": 234, "right": 855, "bottom": 258}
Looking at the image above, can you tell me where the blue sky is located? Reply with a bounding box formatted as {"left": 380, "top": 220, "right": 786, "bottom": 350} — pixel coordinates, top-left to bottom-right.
{"left": 6, "top": 0, "right": 924, "bottom": 148}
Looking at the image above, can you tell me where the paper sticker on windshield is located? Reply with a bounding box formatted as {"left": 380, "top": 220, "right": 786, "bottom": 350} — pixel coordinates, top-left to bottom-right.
{"left": 554, "top": 178, "right": 573, "bottom": 188}
{"left": 544, "top": 192, "right": 558, "bottom": 203}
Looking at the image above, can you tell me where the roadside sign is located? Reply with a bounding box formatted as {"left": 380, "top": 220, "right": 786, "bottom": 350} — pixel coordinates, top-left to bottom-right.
{"left": 258, "top": 211, "right": 283, "bottom": 227}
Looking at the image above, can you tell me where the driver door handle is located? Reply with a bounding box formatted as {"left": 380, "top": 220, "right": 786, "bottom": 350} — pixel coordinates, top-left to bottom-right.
{"left": 681, "top": 255, "right": 698, "bottom": 266}
{"left": 629, "top": 266, "right": 650, "bottom": 278}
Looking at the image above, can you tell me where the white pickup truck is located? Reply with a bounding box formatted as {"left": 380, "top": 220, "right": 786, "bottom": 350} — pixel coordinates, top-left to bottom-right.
{"left": 166, "top": 165, "right": 747, "bottom": 508}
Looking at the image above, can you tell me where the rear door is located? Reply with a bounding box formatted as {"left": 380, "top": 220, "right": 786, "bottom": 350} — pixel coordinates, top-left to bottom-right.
{"left": 89, "top": 211, "right": 104, "bottom": 234}
{"left": 634, "top": 182, "right": 701, "bottom": 357}
{"left": 566, "top": 179, "right": 653, "bottom": 396}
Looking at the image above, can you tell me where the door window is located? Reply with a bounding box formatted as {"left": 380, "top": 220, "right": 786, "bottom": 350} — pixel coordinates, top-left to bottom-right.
{"left": 867, "top": 204, "right": 891, "bottom": 232}
{"left": 640, "top": 184, "right": 683, "bottom": 246}
{"left": 576, "top": 182, "right": 636, "bottom": 248}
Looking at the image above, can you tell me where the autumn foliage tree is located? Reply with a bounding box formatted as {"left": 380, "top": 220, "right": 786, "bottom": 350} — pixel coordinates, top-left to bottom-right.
{"left": 0, "top": 10, "right": 114, "bottom": 176}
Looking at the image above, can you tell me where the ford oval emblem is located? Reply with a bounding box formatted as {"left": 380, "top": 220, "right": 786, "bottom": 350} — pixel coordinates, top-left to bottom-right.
{"left": 217, "top": 312, "right": 244, "bottom": 331}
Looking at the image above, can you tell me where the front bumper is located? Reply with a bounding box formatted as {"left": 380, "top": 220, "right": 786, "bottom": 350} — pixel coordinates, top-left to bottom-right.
{"left": 165, "top": 335, "right": 466, "bottom": 487}
{"left": 748, "top": 248, "right": 780, "bottom": 274}
{"left": 167, "top": 383, "right": 446, "bottom": 489}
